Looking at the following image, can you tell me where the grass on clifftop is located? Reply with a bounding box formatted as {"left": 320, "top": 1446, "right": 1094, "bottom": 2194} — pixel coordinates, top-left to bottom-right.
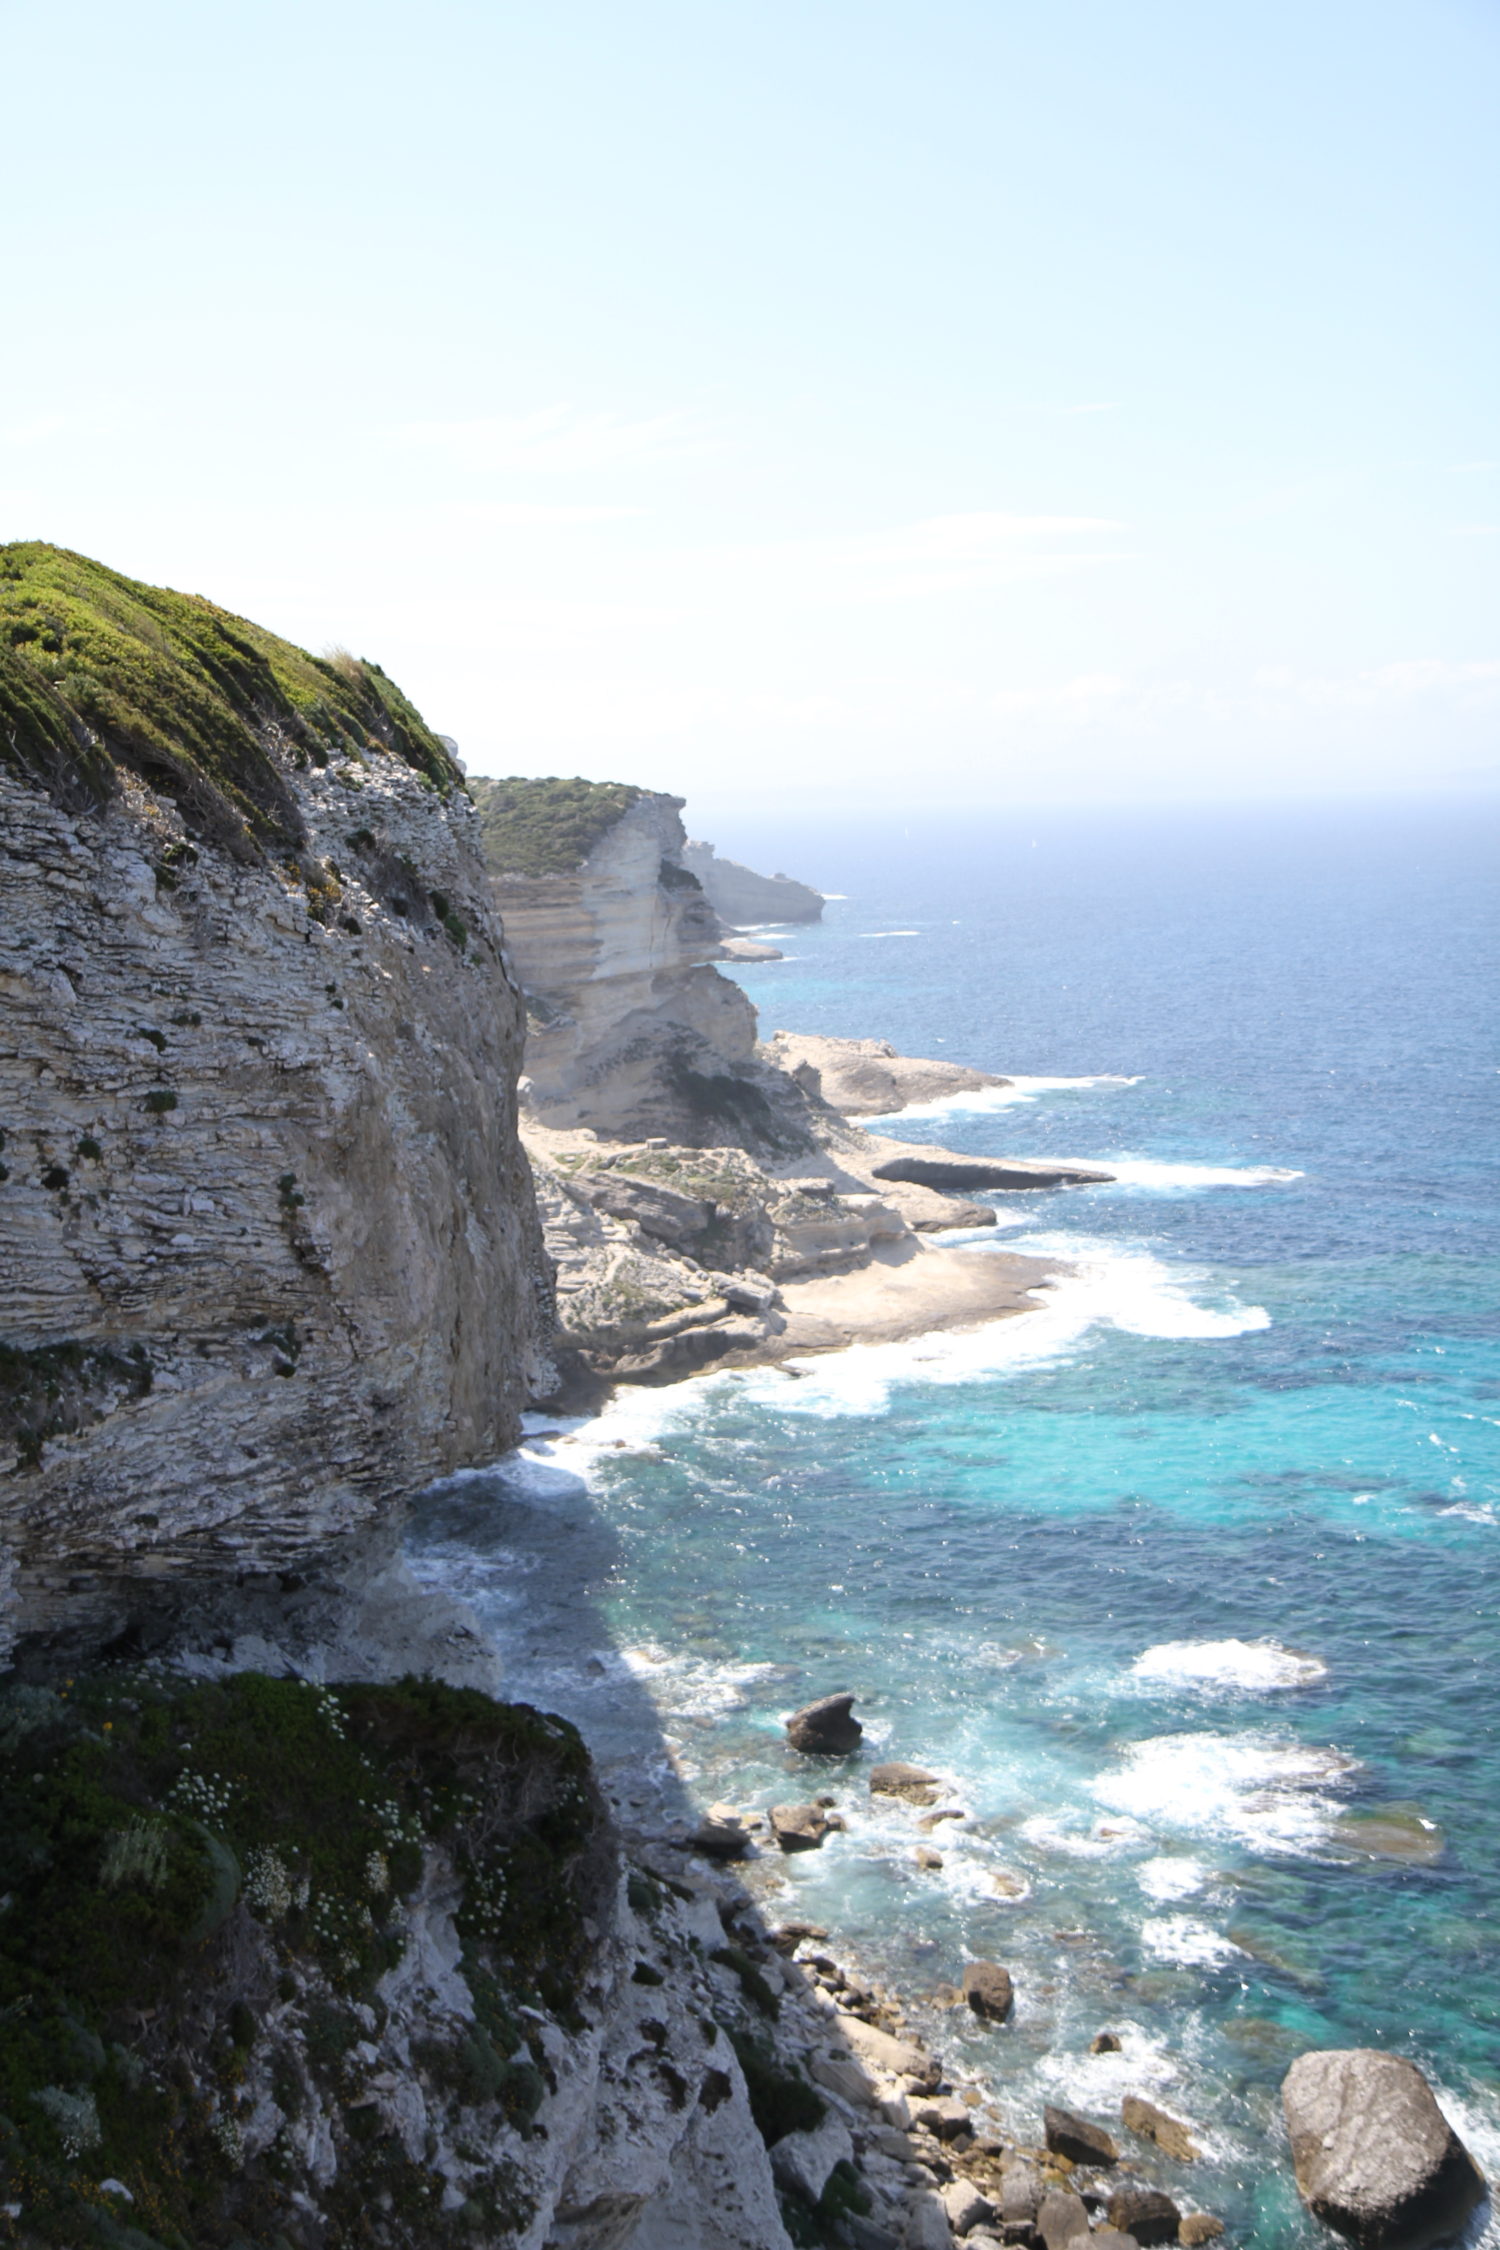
{"left": 469, "top": 776, "right": 643, "bottom": 877}
{"left": 0, "top": 542, "right": 460, "bottom": 861}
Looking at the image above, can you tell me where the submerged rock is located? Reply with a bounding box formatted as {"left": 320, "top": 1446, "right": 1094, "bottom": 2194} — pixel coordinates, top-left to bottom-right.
{"left": 870, "top": 1760, "right": 943, "bottom": 1804}
{"left": 1282, "top": 2048, "right": 1484, "bottom": 2249}
{"left": 1122, "top": 2093, "right": 1199, "bottom": 2162}
{"left": 786, "top": 1691, "right": 863, "bottom": 1754}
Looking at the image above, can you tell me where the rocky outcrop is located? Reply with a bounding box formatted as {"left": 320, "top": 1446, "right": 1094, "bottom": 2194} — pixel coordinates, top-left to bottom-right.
{"left": 1044, "top": 2106, "right": 1120, "bottom": 2167}
{"left": 1282, "top": 2049, "right": 1485, "bottom": 2249}
{"left": 0, "top": 545, "right": 549, "bottom": 1663}
{"left": 961, "top": 1962, "right": 1014, "bottom": 2023}
{"left": 785, "top": 1693, "right": 863, "bottom": 1754}
{"left": 765, "top": 1033, "right": 1009, "bottom": 1118}
{"left": 0, "top": 1666, "right": 807, "bottom": 2250}
{"left": 476, "top": 783, "right": 780, "bottom": 1148}
{"left": 682, "top": 840, "right": 823, "bottom": 926}
{"left": 870, "top": 1150, "right": 1113, "bottom": 1192}
{"left": 1121, "top": 2093, "right": 1199, "bottom": 2162}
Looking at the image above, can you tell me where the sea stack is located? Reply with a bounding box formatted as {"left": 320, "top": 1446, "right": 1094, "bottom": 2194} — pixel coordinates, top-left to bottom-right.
{"left": 785, "top": 1692, "right": 863, "bottom": 1753}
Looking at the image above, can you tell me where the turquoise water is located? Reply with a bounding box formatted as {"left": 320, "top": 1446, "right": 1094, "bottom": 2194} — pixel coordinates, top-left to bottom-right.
{"left": 410, "top": 799, "right": 1500, "bottom": 2245}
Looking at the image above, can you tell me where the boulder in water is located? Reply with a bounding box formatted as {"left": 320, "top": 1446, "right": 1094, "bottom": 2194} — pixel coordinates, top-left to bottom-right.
{"left": 1044, "top": 2104, "right": 1120, "bottom": 2166}
{"left": 962, "top": 1961, "right": 1015, "bottom": 2023}
{"left": 1282, "top": 2048, "right": 1484, "bottom": 2249}
{"left": 768, "top": 1802, "right": 828, "bottom": 1852}
{"left": 786, "top": 1692, "right": 863, "bottom": 1754}
{"left": 1179, "top": 2218, "right": 1224, "bottom": 2246}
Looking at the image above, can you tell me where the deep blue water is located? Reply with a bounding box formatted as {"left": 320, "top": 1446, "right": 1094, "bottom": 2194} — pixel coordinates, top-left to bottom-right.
{"left": 411, "top": 799, "right": 1500, "bottom": 2245}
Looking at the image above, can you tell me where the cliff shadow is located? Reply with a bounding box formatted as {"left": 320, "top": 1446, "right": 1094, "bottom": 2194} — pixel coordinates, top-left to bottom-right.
{"left": 403, "top": 1433, "right": 708, "bottom": 1844}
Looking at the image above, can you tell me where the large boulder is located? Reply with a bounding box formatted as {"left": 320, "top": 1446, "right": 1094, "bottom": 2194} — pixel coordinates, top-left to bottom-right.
{"left": 1036, "top": 2188, "right": 1092, "bottom": 2248}
{"left": 1282, "top": 2049, "right": 1485, "bottom": 2249}
{"left": 770, "top": 2110, "right": 854, "bottom": 2203}
{"left": 768, "top": 1802, "right": 828, "bottom": 1852}
{"left": 941, "top": 2179, "right": 995, "bottom": 2236}
{"left": 786, "top": 1692, "right": 863, "bottom": 1754}
{"left": 1044, "top": 2104, "right": 1120, "bottom": 2167}
{"left": 1105, "top": 2187, "right": 1181, "bottom": 2245}
{"left": 835, "top": 2013, "right": 939, "bottom": 2087}
{"left": 962, "top": 1961, "right": 1015, "bottom": 2023}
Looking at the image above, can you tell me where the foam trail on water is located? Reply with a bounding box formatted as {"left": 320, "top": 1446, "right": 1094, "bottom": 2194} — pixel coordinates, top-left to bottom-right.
{"left": 1092, "top": 1731, "right": 1356, "bottom": 1855}
{"left": 868, "top": 1073, "right": 1139, "bottom": 1123}
{"left": 1130, "top": 1639, "right": 1329, "bottom": 1693}
{"left": 1100, "top": 1157, "right": 1303, "bottom": 1191}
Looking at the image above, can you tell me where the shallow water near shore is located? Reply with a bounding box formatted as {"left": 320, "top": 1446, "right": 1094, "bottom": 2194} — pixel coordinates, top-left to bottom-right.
{"left": 410, "top": 799, "right": 1500, "bottom": 2247}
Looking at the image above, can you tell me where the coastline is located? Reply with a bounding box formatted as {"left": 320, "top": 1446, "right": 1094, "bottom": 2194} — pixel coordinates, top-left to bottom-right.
{"left": 743, "top": 1239, "right": 1059, "bottom": 1360}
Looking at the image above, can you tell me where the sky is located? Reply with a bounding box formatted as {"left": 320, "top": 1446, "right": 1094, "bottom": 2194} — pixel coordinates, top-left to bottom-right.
{"left": 3, "top": 0, "right": 1498, "bottom": 824}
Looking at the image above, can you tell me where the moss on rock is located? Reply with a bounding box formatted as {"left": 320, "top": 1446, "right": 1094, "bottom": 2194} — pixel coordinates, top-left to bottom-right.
{"left": 0, "top": 1672, "right": 611, "bottom": 2247}
{"left": 0, "top": 543, "right": 460, "bottom": 861}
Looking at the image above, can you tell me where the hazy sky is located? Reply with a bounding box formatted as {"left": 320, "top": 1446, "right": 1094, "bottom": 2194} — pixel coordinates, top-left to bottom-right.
{"left": 5, "top": 0, "right": 1498, "bottom": 821}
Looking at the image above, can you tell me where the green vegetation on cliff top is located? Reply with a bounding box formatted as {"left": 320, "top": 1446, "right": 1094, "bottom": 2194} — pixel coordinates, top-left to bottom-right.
{"left": 0, "top": 542, "right": 460, "bottom": 861}
{"left": 470, "top": 775, "right": 643, "bottom": 876}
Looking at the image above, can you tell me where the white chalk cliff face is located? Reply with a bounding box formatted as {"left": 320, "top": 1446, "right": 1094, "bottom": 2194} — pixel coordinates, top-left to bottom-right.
{"left": 494, "top": 792, "right": 762, "bottom": 1143}
{"left": 0, "top": 752, "right": 549, "bottom": 1662}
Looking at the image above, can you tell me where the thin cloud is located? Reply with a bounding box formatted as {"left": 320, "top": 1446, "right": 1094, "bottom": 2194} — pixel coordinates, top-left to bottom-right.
{"left": 714, "top": 510, "right": 1134, "bottom": 600}
{"left": 863, "top": 512, "right": 1123, "bottom": 567}
{"left": 391, "top": 406, "right": 713, "bottom": 473}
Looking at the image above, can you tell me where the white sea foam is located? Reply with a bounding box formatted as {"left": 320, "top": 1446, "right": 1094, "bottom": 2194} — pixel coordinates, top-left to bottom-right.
{"left": 1427, "top": 2086, "right": 1500, "bottom": 2250}
{"left": 1100, "top": 1157, "right": 1303, "bottom": 1191}
{"left": 1020, "top": 1813, "right": 1152, "bottom": 1859}
{"left": 1139, "top": 1915, "right": 1245, "bottom": 1969}
{"left": 1137, "top": 1855, "right": 1209, "bottom": 1901}
{"left": 712, "top": 1237, "right": 1271, "bottom": 1420}
{"left": 858, "top": 929, "right": 921, "bottom": 939}
{"left": 1092, "top": 1731, "right": 1355, "bottom": 1855}
{"left": 1131, "top": 1639, "right": 1329, "bottom": 1693}
{"left": 867, "top": 1073, "right": 1139, "bottom": 1123}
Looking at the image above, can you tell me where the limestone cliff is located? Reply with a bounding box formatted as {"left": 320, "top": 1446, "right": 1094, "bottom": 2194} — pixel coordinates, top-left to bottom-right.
{"left": 473, "top": 780, "right": 785, "bottom": 1149}
{"left": 681, "top": 840, "right": 823, "bottom": 928}
{"left": 0, "top": 545, "right": 550, "bottom": 1663}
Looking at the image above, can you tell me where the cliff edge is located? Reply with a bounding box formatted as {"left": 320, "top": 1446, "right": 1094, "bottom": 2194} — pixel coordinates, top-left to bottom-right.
{"left": 681, "top": 839, "right": 823, "bottom": 927}
{"left": 0, "top": 545, "right": 550, "bottom": 1664}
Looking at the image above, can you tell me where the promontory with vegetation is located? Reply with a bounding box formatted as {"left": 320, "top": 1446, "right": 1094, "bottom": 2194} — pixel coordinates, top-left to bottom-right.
{"left": 0, "top": 549, "right": 1479, "bottom": 2250}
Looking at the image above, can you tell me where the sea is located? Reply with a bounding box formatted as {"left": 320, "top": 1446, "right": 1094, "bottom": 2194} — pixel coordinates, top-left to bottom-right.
{"left": 408, "top": 797, "right": 1500, "bottom": 2246}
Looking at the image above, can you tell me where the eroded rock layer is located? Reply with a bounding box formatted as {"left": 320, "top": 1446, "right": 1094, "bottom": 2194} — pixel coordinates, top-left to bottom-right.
{"left": 0, "top": 548, "right": 549, "bottom": 1661}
